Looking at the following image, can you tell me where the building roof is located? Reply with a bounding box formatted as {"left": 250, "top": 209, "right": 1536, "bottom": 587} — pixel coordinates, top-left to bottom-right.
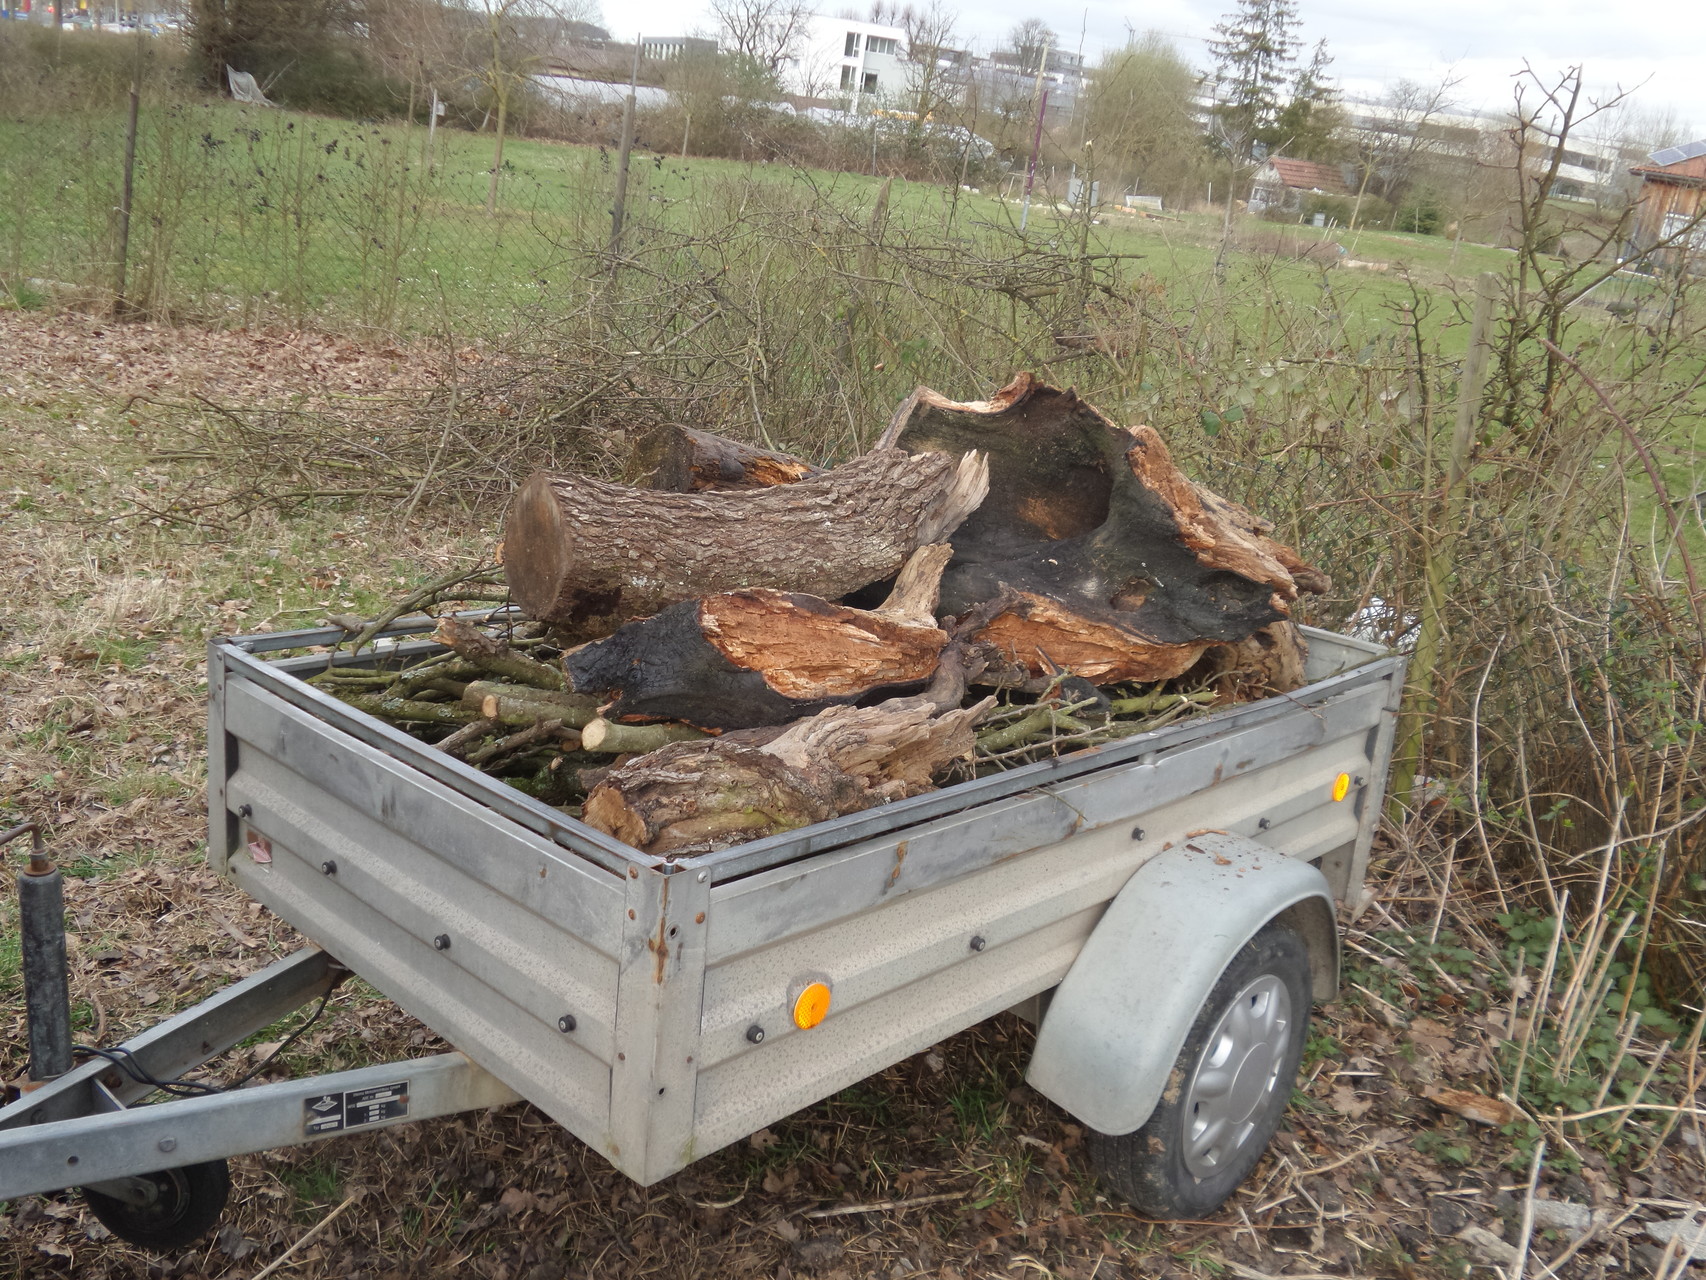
{"left": 1266, "top": 157, "right": 1349, "bottom": 195}
{"left": 1631, "top": 140, "right": 1706, "bottom": 187}
{"left": 1650, "top": 140, "right": 1706, "bottom": 167}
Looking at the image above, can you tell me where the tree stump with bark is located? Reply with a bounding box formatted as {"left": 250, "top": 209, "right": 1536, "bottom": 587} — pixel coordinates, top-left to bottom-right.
{"left": 582, "top": 646, "right": 992, "bottom": 856}
{"left": 504, "top": 448, "right": 988, "bottom": 640}
{"left": 564, "top": 545, "right": 953, "bottom": 729}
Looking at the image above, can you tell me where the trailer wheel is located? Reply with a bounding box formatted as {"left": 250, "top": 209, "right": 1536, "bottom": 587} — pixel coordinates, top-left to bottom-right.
{"left": 1087, "top": 922, "right": 1311, "bottom": 1219}
{"left": 82, "top": 1158, "right": 231, "bottom": 1251}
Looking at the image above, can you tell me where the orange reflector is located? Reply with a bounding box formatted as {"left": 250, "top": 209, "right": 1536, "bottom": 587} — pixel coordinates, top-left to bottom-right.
{"left": 1332, "top": 772, "right": 1352, "bottom": 802}
{"left": 793, "top": 982, "right": 832, "bottom": 1030}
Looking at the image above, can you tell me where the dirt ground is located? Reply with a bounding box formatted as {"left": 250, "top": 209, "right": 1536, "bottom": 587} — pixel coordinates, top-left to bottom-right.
{"left": 1, "top": 311, "right": 1701, "bottom": 1280}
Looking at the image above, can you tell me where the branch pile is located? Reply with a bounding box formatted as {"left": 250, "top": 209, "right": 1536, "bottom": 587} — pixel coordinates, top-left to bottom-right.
{"left": 315, "top": 375, "right": 1329, "bottom": 856}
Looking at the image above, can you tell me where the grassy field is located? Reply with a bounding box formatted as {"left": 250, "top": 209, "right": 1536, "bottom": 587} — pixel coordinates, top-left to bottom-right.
{"left": 0, "top": 92, "right": 1534, "bottom": 344}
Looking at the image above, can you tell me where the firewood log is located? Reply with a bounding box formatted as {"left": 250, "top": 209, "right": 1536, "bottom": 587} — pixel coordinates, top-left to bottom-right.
{"left": 459, "top": 680, "right": 599, "bottom": 728}
{"left": 630, "top": 424, "right": 823, "bottom": 491}
{"left": 582, "top": 645, "right": 993, "bottom": 856}
{"left": 563, "top": 544, "right": 953, "bottom": 730}
{"left": 878, "top": 374, "right": 1328, "bottom": 690}
{"left": 503, "top": 448, "right": 988, "bottom": 640}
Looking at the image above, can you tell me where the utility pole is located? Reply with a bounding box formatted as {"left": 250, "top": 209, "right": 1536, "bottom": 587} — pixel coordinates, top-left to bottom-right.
{"left": 1019, "top": 43, "right": 1050, "bottom": 232}
{"left": 609, "top": 35, "right": 641, "bottom": 259}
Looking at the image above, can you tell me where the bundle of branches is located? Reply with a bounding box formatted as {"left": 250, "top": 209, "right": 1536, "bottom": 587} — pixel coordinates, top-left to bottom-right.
{"left": 136, "top": 336, "right": 661, "bottom": 528}
{"left": 314, "top": 376, "right": 1329, "bottom": 857}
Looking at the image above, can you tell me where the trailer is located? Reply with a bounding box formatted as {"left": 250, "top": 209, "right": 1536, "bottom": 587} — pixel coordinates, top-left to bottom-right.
{"left": 1, "top": 615, "right": 1401, "bottom": 1249}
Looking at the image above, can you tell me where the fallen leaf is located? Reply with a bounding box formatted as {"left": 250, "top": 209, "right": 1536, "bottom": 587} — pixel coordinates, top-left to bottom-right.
{"left": 1406, "top": 1016, "right": 1453, "bottom": 1055}
{"left": 1329, "top": 1084, "right": 1375, "bottom": 1118}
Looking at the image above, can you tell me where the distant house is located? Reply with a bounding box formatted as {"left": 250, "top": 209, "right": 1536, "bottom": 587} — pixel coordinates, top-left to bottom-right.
{"left": 1249, "top": 157, "right": 1351, "bottom": 213}
{"left": 1628, "top": 140, "right": 1706, "bottom": 265}
{"left": 783, "top": 16, "right": 908, "bottom": 103}
{"left": 640, "top": 36, "right": 717, "bottom": 62}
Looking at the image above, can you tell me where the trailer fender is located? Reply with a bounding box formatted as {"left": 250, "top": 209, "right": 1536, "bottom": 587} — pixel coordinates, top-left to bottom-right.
{"left": 1025, "top": 833, "right": 1338, "bottom": 1137}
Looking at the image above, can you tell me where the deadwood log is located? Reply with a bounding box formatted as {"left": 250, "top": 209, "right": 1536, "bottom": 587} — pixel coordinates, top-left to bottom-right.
{"left": 503, "top": 448, "right": 988, "bottom": 639}
{"left": 582, "top": 647, "right": 993, "bottom": 856}
{"left": 564, "top": 544, "right": 953, "bottom": 730}
{"left": 630, "top": 424, "right": 823, "bottom": 492}
{"left": 878, "top": 374, "right": 1328, "bottom": 690}
{"left": 1190, "top": 620, "right": 1310, "bottom": 701}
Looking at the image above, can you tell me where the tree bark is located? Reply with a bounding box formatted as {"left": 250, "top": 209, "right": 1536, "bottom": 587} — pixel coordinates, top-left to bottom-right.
{"left": 504, "top": 448, "right": 988, "bottom": 640}
{"left": 631, "top": 424, "right": 823, "bottom": 492}
{"left": 581, "top": 665, "right": 993, "bottom": 857}
{"left": 459, "top": 680, "right": 599, "bottom": 728}
{"left": 564, "top": 545, "right": 953, "bottom": 729}
{"left": 879, "top": 374, "right": 1328, "bottom": 689}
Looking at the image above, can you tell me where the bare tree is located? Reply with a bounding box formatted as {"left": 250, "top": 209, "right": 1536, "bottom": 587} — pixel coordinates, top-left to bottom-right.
{"left": 713, "top": 0, "right": 810, "bottom": 74}
{"left": 454, "top": 0, "right": 593, "bottom": 213}
{"left": 870, "top": 2, "right": 963, "bottom": 127}
{"left": 1007, "top": 17, "right": 1055, "bottom": 76}
{"left": 1346, "top": 72, "right": 1463, "bottom": 230}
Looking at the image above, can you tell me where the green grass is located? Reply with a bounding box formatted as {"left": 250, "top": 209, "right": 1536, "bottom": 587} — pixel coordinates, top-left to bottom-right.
{"left": 278, "top": 1158, "right": 345, "bottom": 1211}
{"left": 0, "top": 91, "right": 1582, "bottom": 347}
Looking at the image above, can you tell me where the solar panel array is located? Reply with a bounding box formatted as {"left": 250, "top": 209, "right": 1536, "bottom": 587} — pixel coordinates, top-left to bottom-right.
{"left": 1649, "top": 139, "right": 1706, "bottom": 167}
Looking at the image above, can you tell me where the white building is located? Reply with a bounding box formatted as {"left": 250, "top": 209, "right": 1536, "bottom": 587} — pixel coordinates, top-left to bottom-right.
{"left": 784, "top": 15, "right": 907, "bottom": 102}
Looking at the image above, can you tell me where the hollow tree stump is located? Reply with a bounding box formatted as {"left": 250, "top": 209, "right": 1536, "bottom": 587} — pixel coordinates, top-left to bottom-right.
{"left": 878, "top": 374, "right": 1328, "bottom": 690}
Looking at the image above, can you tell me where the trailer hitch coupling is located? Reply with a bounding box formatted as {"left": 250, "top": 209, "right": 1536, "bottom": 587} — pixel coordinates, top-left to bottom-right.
{"left": 3, "top": 820, "right": 73, "bottom": 1082}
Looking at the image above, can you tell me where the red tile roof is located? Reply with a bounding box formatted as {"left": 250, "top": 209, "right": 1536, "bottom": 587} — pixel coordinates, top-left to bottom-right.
{"left": 1268, "top": 157, "right": 1348, "bottom": 195}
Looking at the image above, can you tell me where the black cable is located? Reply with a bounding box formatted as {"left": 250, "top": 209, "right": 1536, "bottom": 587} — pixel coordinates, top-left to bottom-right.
{"left": 71, "top": 990, "right": 333, "bottom": 1097}
{"left": 69, "top": 1046, "right": 221, "bottom": 1097}
{"left": 224, "top": 992, "right": 331, "bottom": 1090}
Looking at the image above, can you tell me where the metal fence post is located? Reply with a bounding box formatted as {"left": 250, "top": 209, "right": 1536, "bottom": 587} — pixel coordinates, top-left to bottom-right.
{"left": 4, "top": 822, "right": 72, "bottom": 1081}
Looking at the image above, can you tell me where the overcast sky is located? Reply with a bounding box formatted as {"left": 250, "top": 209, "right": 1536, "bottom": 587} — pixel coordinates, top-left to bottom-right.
{"left": 623, "top": 1, "right": 1702, "bottom": 145}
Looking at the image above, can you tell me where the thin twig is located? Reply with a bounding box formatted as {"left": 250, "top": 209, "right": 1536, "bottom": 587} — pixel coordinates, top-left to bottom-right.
{"left": 802, "top": 1190, "right": 966, "bottom": 1218}
{"left": 251, "top": 1192, "right": 359, "bottom": 1280}
{"left": 1509, "top": 1138, "right": 1546, "bottom": 1280}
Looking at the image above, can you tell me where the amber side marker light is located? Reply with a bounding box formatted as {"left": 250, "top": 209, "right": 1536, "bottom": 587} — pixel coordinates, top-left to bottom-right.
{"left": 793, "top": 982, "right": 832, "bottom": 1030}
{"left": 1332, "top": 772, "right": 1352, "bottom": 802}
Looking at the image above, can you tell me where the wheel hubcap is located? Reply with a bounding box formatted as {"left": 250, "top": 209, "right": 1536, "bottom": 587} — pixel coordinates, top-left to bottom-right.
{"left": 1181, "top": 973, "right": 1293, "bottom": 1179}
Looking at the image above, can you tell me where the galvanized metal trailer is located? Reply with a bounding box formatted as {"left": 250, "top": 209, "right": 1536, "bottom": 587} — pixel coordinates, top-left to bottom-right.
{"left": 1, "top": 617, "right": 1401, "bottom": 1248}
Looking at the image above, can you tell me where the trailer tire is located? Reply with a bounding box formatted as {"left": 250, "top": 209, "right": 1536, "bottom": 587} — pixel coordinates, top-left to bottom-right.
{"left": 82, "top": 1158, "right": 231, "bottom": 1251}
{"left": 1087, "top": 922, "right": 1310, "bottom": 1219}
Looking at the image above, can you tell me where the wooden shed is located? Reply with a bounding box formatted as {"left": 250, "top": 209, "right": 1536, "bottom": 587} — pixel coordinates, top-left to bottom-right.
{"left": 1628, "top": 140, "right": 1706, "bottom": 265}
{"left": 1249, "top": 157, "right": 1351, "bottom": 214}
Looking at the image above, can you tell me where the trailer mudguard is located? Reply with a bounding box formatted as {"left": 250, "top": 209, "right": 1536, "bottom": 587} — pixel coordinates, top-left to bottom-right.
{"left": 1025, "top": 833, "right": 1339, "bottom": 1136}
